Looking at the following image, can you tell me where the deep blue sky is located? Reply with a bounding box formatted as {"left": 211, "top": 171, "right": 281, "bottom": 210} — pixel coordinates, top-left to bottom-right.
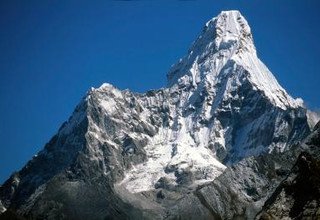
{"left": 1, "top": 0, "right": 319, "bottom": 183}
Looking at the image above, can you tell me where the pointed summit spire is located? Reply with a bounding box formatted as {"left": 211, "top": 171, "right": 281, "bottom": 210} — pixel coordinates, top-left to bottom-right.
{"left": 210, "top": 10, "right": 255, "bottom": 52}
{"left": 167, "top": 10, "right": 256, "bottom": 86}
{"left": 167, "top": 10, "right": 303, "bottom": 110}
{"left": 191, "top": 10, "right": 256, "bottom": 58}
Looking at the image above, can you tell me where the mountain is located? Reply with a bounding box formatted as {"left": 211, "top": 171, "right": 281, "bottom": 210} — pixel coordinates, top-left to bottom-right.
{"left": 0, "top": 10, "right": 315, "bottom": 219}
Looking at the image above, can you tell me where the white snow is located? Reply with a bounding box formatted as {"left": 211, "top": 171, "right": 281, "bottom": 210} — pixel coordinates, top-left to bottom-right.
{"left": 118, "top": 123, "right": 226, "bottom": 193}
{"left": 231, "top": 51, "right": 303, "bottom": 110}
{"left": 167, "top": 10, "right": 303, "bottom": 111}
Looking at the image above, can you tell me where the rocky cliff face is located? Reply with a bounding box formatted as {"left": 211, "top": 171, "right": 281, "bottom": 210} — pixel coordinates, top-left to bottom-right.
{"left": 0, "top": 10, "right": 314, "bottom": 219}
{"left": 256, "top": 122, "right": 320, "bottom": 220}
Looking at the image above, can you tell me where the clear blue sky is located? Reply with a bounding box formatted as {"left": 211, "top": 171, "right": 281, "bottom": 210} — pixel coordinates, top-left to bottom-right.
{"left": 1, "top": 0, "right": 319, "bottom": 183}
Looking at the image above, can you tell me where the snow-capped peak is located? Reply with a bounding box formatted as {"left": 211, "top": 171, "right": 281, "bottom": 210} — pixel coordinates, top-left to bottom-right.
{"left": 167, "top": 10, "right": 254, "bottom": 86}
{"left": 167, "top": 10, "right": 303, "bottom": 110}
{"left": 206, "top": 10, "right": 255, "bottom": 53}
{"left": 0, "top": 10, "right": 312, "bottom": 219}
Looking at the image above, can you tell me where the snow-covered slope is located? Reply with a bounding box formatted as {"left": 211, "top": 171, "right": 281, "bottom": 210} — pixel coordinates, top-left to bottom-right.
{"left": 0, "top": 10, "right": 313, "bottom": 219}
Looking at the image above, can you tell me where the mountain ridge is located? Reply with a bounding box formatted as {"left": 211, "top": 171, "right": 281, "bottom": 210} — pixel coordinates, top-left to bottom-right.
{"left": 0, "top": 10, "right": 314, "bottom": 219}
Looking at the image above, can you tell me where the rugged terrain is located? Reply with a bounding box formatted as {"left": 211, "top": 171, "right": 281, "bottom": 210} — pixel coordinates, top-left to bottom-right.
{"left": 0, "top": 10, "right": 317, "bottom": 219}
{"left": 256, "top": 122, "right": 320, "bottom": 219}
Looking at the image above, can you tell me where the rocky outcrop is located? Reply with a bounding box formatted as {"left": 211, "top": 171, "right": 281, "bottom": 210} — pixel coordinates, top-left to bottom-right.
{"left": 256, "top": 122, "right": 320, "bottom": 219}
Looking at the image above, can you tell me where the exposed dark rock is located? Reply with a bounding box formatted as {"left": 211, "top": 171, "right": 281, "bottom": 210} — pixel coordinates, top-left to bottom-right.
{"left": 256, "top": 123, "right": 320, "bottom": 219}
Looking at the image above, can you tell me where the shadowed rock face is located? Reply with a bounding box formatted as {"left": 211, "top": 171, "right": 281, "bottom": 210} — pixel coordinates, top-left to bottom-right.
{"left": 256, "top": 122, "right": 320, "bottom": 220}
{"left": 0, "top": 10, "right": 315, "bottom": 220}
